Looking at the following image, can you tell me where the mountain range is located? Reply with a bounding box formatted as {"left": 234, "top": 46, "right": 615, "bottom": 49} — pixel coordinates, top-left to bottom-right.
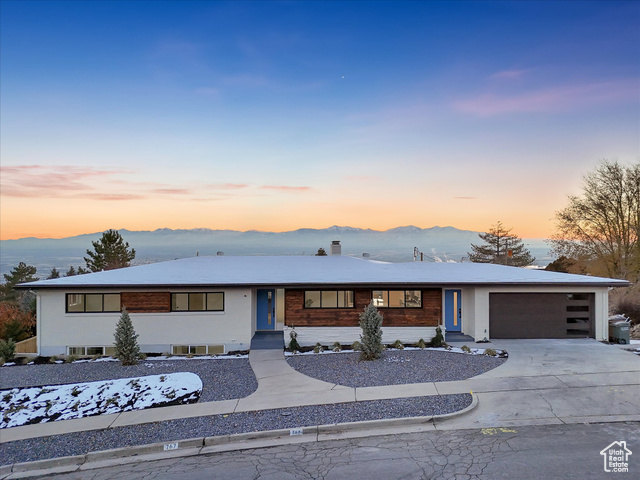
{"left": 0, "top": 226, "right": 552, "bottom": 277}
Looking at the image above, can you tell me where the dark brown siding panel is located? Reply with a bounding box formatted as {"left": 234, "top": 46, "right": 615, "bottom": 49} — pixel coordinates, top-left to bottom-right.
{"left": 121, "top": 292, "right": 171, "bottom": 313}
{"left": 285, "top": 289, "right": 441, "bottom": 327}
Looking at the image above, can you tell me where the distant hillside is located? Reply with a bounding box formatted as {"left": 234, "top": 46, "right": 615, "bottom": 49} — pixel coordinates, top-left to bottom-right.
{"left": 0, "top": 226, "right": 552, "bottom": 276}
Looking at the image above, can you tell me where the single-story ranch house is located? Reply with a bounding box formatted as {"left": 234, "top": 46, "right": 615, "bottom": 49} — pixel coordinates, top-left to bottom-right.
{"left": 19, "top": 243, "right": 629, "bottom": 356}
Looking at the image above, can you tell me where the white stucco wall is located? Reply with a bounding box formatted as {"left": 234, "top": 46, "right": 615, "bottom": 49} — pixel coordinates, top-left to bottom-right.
{"left": 283, "top": 325, "right": 439, "bottom": 347}
{"left": 460, "top": 287, "right": 477, "bottom": 339}
{"left": 37, "top": 288, "right": 253, "bottom": 356}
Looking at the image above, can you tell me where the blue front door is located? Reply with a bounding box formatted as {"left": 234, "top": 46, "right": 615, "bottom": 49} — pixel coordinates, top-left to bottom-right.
{"left": 257, "top": 289, "right": 276, "bottom": 330}
{"left": 445, "top": 290, "right": 462, "bottom": 332}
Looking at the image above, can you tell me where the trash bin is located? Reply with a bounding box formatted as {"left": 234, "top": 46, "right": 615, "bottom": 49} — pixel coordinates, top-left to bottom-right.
{"left": 609, "top": 320, "right": 630, "bottom": 344}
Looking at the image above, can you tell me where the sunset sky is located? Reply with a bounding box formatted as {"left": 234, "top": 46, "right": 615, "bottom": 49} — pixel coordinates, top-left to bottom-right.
{"left": 1, "top": 0, "right": 638, "bottom": 240}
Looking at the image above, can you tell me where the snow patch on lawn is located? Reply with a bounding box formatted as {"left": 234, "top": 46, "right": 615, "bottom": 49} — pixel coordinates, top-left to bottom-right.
{"left": 1, "top": 372, "right": 202, "bottom": 429}
{"left": 1, "top": 354, "right": 249, "bottom": 368}
{"left": 144, "top": 354, "right": 248, "bottom": 360}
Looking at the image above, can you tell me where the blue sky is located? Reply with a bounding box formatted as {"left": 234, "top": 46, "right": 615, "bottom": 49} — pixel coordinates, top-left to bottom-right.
{"left": 1, "top": 0, "right": 638, "bottom": 239}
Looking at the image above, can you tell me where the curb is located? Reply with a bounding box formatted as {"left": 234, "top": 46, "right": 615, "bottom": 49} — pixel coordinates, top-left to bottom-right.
{"left": 1, "top": 395, "right": 478, "bottom": 479}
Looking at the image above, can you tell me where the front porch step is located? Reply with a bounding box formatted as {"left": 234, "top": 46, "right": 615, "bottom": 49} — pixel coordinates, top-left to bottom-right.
{"left": 251, "top": 331, "right": 284, "bottom": 350}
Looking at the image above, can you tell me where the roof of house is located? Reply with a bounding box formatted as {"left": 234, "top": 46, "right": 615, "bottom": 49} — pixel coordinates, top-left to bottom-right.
{"left": 19, "top": 255, "right": 630, "bottom": 289}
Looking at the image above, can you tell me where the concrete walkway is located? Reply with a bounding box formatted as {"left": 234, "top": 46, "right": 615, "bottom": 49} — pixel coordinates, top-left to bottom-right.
{"left": 1, "top": 339, "right": 639, "bottom": 445}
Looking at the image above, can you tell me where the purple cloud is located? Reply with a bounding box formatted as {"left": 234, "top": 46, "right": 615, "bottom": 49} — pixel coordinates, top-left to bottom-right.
{"left": 453, "top": 79, "right": 638, "bottom": 116}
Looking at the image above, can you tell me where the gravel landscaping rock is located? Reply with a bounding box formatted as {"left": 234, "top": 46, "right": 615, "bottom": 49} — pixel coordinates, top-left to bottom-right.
{"left": 0, "top": 349, "right": 497, "bottom": 466}
{"left": 0, "top": 358, "right": 257, "bottom": 402}
{"left": 286, "top": 349, "right": 506, "bottom": 387}
{"left": 0, "top": 393, "right": 472, "bottom": 465}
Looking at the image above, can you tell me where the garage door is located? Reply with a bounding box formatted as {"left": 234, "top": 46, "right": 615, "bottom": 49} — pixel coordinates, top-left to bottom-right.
{"left": 490, "top": 293, "right": 594, "bottom": 339}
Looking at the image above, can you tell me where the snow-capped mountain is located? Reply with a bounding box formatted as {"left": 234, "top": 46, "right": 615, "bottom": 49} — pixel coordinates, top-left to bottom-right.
{"left": 0, "top": 225, "right": 551, "bottom": 276}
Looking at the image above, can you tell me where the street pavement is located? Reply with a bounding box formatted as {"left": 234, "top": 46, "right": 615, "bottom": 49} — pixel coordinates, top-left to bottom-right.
{"left": 24, "top": 421, "right": 640, "bottom": 479}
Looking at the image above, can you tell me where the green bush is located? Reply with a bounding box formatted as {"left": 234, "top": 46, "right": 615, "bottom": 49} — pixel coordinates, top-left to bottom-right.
{"left": 484, "top": 348, "right": 497, "bottom": 356}
{"left": 1, "top": 339, "right": 17, "bottom": 360}
{"left": 65, "top": 355, "right": 78, "bottom": 363}
{"left": 332, "top": 342, "right": 342, "bottom": 352}
{"left": 0, "top": 338, "right": 16, "bottom": 362}
{"left": 391, "top": 339, "right": 404, "bottom": 349}
{"left": 461, "top": 345, "right": 471, "bottom": 353}
{"left": 351, "top": 341, "right": 362, "bottom": 351}
{"left": 430, "top": 327, "right": 445, "bottom": 348}
{"left": 416, "top": 338, "right": 427, "bottom": 349}
{"left": 313, "top": 342, "right": 324, "bottom": 354}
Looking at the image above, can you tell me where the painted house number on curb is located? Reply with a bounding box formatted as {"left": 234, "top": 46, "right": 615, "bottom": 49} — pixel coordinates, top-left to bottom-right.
{"left": 290, "top": 428, "right": 303, "bottom": 436}
{"left": 164, "top": 443, "right": 179, "bottom": 451}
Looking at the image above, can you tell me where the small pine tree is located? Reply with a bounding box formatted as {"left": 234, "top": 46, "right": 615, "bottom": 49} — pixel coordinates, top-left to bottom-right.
{"left": 113, "top": 308, "right": 141, "bottom": 366}
{"left": 430, "top": 327, "right": 445, "bottom": 348}
{"left": 359, "top": 302, "right": 383, "bottom": 360}
{"left": 47, "top": 267, "right": 61, "bottom": 279}
{"left": 288, "top": 327, "right": 301, "bottom": 352}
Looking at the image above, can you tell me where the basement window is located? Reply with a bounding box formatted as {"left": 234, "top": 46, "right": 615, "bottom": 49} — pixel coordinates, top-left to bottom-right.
{"left": 171, "top": 345, "right": 225, "bottom": 355}
{"left": 66, "top": 346, "right": 106, "bottom": 356}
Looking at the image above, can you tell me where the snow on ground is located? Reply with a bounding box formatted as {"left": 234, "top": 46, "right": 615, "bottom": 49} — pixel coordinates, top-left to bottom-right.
{"left": 1, "top": 372, "right": 202, "bottom": 429}
{"left": 4, "top": 354, "right": 249, "bottom": 368}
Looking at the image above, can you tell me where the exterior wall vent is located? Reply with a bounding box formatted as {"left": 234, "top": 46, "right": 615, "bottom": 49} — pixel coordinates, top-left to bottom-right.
{"left": 330, "top": 241, "right": 341, "bottom": 256}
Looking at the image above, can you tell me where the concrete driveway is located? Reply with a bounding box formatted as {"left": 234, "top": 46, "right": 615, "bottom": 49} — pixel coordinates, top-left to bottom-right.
{"left": 479, "top": 338, "right": 640, "bottom": 377}
{"left": 436, "top": 338, "right": 640, "bottom": 430}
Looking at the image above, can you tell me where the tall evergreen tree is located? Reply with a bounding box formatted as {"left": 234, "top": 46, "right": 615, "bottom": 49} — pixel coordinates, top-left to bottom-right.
{"left": 359, "top": 302, "right": 384, "bottom": 360}
{"left": 468, "top": 222, "right": 535, "bottom": 267}
{"left": 113, "top": 308, "right": 141, "bottom": 366}
{"left": 84, "top": 229, "right": 136, "bottom": 272}
{"left": 1, "top": 262, "right": 38, "bottom": 302}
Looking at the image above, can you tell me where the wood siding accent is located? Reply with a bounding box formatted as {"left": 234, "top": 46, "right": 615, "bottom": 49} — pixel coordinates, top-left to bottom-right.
{"left": 121, "top": 292, "right": 171, "bottom": 313}
{"left": 285, "top": 289, "right": 442, "bottom": 327}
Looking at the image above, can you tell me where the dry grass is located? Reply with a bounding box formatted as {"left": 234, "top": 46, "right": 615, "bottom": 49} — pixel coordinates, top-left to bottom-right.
{"left": 609, "top": 283, "right": 640, "bottom": 326}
